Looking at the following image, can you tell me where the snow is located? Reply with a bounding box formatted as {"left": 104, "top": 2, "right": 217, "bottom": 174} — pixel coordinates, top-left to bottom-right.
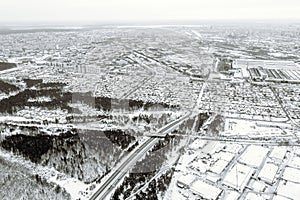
{"left": 55, "top": 179, "right": 89, "bottom": 200}
{"left": 225, "top": 144, "right": 243, "bottom": 154}
{"left": 0, "top": 150, "right": 89, "bottom": 200}
{"left": 241, "top": 67, "right": 250, "bottom": 79}
{"left": 277, "top": 180, "right": 300, "bottom": 199}
{"left": 235, "top": 59, "right": 298, "bottom": 70}
{"left": 223, "top": 118, "right": 288, "bottom": 137}
{"left": 213, "top": 151, "right": 235, "bottom": 162}
{"left": 295, "top": 148, "right": 300, "bottom": 157}
{"left": 0, "top": 116, "right": 32, "bottom": 122}
{"left": 224, "top": 190, "right": 240, "bottom": 200}
{"left": 27, "top": 96, "right": 52, "bottom": 103}
{"left": 164, "top": 172, "right": 187, "bottom": 200}
{"left": 223, "top": 163, "right": 255, "bottom": 191}
{"left": 176, "top": 153, "right": 198, "bottom": 172}
{"left": 282, "top": 167, "right": 300, "bottom": 183}
{"left": 190, "top": 180, "right": 222, "bottom": 200}
{"left": 16, "top": 107, "right": 68, "bottom": 123}
{"left": 273, "top": 195, "right": 292, "bottom": 200}
{"left": 189, "top": 139, "right": 207, "bottom": 150}
{"left": 191, "top": 30, "right": 202, "bottom": 39}
{"left": 258, "top": 162, "right": 278, "bottom": 184}
{"left": 251, "top": 180, "right": 265, "bottom": 192}
{"left": 190, "top": 159, "right": 209, "bottom": 173}
{"left": 269, "top": 147, "right": 287, "bottom": 162}
{"left": 288, "top": 155, "right": 300, "bottom": 169}
{"left": 244, "top": 192, "right": 265, "bottom": 200}
{"left": 202, "top": 141, "right": 224, "bottom": 155}
{"left": 239, "top": 145, "right": 269, "bottom": 168}
{"left": 176, "top": 174, "right": 196, "bottom": 188}
{"left": 205, "top": 173, "right": 220, "bottom": 183}
{"left": 268, "top": 52, "right": 287, "bottom": 58}
{"left": 210, "top": 159, "right": 229, "bottom": 174}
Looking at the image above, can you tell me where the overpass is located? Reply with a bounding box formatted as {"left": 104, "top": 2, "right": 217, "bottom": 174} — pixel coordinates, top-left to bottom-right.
{"left": 88, "top": 70, "right": 209, "bottom": 200}
{"left": 88, "top": 111, "right": 192, "bottom": 200}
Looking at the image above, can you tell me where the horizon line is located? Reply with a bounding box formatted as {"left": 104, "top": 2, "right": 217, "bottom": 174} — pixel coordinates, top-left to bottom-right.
{"left": 1, "top": 18, "right": 300, "bottom": 27}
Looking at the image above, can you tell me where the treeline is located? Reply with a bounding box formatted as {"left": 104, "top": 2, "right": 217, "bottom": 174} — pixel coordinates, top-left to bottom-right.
{"left": 1, "top": 129, "right": 110, "bottom": 183}
{"left": 0, "top": 91, "right": 174, "bottom": 114}
{"left": 65, "top": 114, "right": 107, "bottom": 123}
{"left": 206, "top": 114, "right": 224, "bottom": 135}
{"left": 103, "top": 129, "right": 136, "bottom": 150}
{"left": 194, "top": 112, "right": 210, "bottom": 132}
{"left": 23, "top": 79, "right": 43, "bottom": 88}
{"left": 1, "top": 130, "right": 75, "bottom": 163}
{"left": 95, "top": 97, "right": 176, "bottom": 111}
{"left": 77, "top": 129, "right": 123, "bottom": 168}
{"left": 0, "top": 122, "right": 40, "bottom": 137}
{"left": 0, "top": 79, "right": 176, "bottom": 115}
{"left": 0, "top": 80, "right": 19, "bottom": 94}
{"left": 132, "top": 114, "right": 151, "bottom": 124}
{"left": 24, "top": 79, "right": 66, "bottom": 89}
{"left": 0, "top": 62, "right": 17, "bottom": 71}
{"left": 112, "top": 134, "right": 181, "bottom": 199}
{"left": 0, "top": 157, "right": 71, "bottom": 200}
{"left": 127, "top": 141, "right": 139, "bottom": 152}
{"left": 112, "top": 168, "right": 175, "bottom": 200}
{"left": 133, "top": 135, "right": 178, "bottom": 174}
{"left": 37, "top": 82, "right": 67, "bottom": 89}
{"left": 0, "top": 88, "right": 73, "bottom": 114}
{"left": 132, "top": 169, "right": 174, "bottom": 200}
{"left": 72, "top": 93, "right": 174, "bottom": 112}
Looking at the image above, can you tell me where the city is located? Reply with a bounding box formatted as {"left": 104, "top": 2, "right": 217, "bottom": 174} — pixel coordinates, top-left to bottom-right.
{"left": 0, "top": 23, "right": 299, "bottom": 200}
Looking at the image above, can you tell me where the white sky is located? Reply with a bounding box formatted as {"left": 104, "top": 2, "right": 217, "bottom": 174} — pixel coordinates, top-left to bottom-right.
{"left": 0, "top": 0, "right": 300, "bottom": 24}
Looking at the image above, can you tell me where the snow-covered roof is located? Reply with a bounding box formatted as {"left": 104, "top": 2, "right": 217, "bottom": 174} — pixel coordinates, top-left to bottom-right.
{"left": 223, "top": 163, "right": 255, "bottom": 191}
{"left": 258, "top": 162, "right": 278, "bottom": 184}
{"left": 269, "top": 147, "right": 287, "bottom": 161}
{"left": 224, "top": 190, "right": 240, "bottom": 200}
{"left": 234, "top": 59, "right": 299, "bottom": 70}
{"left": 244, "top": 192, "right": 265, "bottom": 200}
{"left": 210, "top": 159, "right": 229, "bottom": 174}
{"left": 282, "top": 167, "right": 300, "bottom": 183}
{"left": 177, "top": 174, "right": 196, "bottom": 188}
{"left": 288, "top": 156, "right": 300, "bottom": 169}
{"left": 276, "top": 180, "right": 300, "bottom": 199}
{"left": 189, "top": 139, "right": 207, "bottom": 150}
{"left": 190, "top": 180, "right": 222, "bottom": 200}
{"left": 239, "top": 145, "right": 269, "bottom": 168}
{"left": 214, "top": 151, "right": 235, "bottom": 162}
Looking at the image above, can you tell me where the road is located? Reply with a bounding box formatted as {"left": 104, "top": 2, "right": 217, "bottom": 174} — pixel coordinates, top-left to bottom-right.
{"left": 120, "top": 73, "right": 155, "bottom": 99}
{"left": 88, "top": 111, "right": 192, "bottom": 200}
{"left": 125, "top": 165, "right": 171, "bottom": 200}
{"left": 270, "top": 86, "right": 300, "bottom": 129}
{"left": 120, "top": 54, "right": 156, "bottom": 99}
{"left": 0, "top": 67, "right": 19, "bottom": 75}
{"left": 196, "top": 82, "right": 207, "bottom": 108}
{"left": 89, "top": 59, "right": 209, "bottom": 199}
{"left": 213, "top": 57, "right": 220, "bottom": 72}
{"left": 0, "top": 65, "right": 42, "bottom": 75}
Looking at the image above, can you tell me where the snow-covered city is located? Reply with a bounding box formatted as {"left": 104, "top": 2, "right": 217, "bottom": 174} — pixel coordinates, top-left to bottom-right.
{"left": 1, "top": 0, "right": 300, "bottom": 200}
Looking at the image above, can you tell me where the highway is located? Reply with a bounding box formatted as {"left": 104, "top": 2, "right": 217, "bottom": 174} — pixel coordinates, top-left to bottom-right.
{"left": 88, "top": 112, "right": 192, "bottom": 200}
{"left": 89, "top": 60, "right": 209, "bottom": 200}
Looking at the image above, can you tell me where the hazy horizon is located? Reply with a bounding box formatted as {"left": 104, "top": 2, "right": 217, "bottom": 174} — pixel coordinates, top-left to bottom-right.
{"left": 1, "top": 0, "right": 300, "bottom": 25}
{"left": 1, "top": 19, "right": 300, "bottom": 28}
